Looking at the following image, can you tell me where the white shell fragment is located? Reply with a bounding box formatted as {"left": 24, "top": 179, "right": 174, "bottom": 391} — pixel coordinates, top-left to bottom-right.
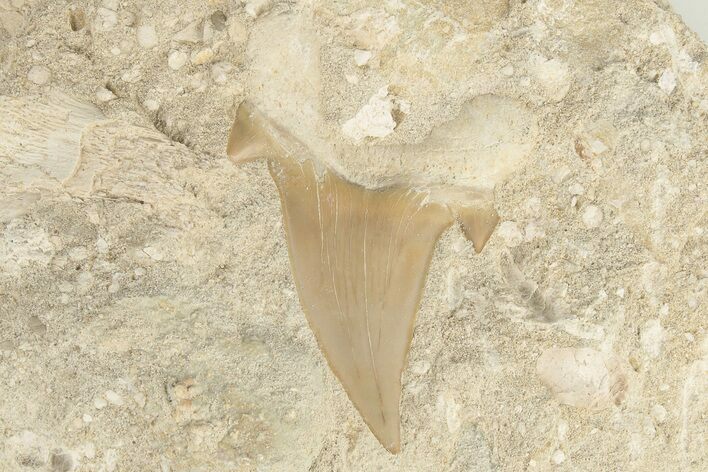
{"left": 168, "top": 50, "right": 188, "bottom": 70}
{"left": 27, "top": 65, "right": 51, "bottom": 85}
{"left": 137, "top": 25, "right": 158, "bottom": 49}
{"left": 640, "top": 319, "right": 665, "bottom": 358}
{"left": 536, "top": 347, "right": 627, "bottom": 409}
{"left": 582, "top": 205, "right": 604, "bottom": 228}
{"left": 342, "top": 86, "right": 397, "bottom": 141}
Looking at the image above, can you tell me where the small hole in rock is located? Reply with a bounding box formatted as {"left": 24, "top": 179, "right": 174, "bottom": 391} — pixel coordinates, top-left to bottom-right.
{"left": 210, "top": 11, "right": 227, "bottom": 31}
{"left": 69, "top": 9, "right": 86, "bottom": 31}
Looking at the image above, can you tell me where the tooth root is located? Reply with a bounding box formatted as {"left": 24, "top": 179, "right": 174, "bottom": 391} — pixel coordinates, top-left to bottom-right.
{"left": 455, "top": 203, "right": 500, "bottom": 253}
{"left": 227, "top": 101, "right": 287, "bottom": 163}
{"left": 268, "top": 152, "right": 453, "bottom": 453}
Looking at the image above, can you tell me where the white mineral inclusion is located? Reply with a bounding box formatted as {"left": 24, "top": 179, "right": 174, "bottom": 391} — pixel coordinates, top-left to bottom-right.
{"left": 354, "top": 49, "right": 372, "bottom": 66}
{"left": 536, "top": 347, "right": 627, "bottom": 409}
{"left": 640, "top": 319, "right": 665, "bottom": 358}
{"left": 27, "top": 65, "right": 50, "bottom": 85}
{"left": 137, "top": 25, "right": 158, "bottom": 49}
{"left": 582, "top": 205, "right": 603, "bottom": 228}
{"left": 342, "top": 86, "right": 397, "bottom": 142}
{"left": 168, "top": 50, "right": 188, "bottom": 70}
{"left": 529, "top": 55, "right": 571, "bottom": 102}
{"left": 498, "top": 221, "right": 523, "bottom": 247}
{"left": 93, "top": 7, "right": 118, "bottom": 33}
{"left": 658, "top": 69, "right": 677, "bottom": 94}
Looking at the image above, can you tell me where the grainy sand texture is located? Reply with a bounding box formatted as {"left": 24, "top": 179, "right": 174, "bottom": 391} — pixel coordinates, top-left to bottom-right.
{"left": 0, "top": 1, "right": 706, "bottom": 471}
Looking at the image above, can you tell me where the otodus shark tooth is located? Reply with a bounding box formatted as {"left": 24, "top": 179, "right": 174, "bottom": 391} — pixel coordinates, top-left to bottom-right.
{"left": 227, "top": 102, "right": 498, "bottom": 453}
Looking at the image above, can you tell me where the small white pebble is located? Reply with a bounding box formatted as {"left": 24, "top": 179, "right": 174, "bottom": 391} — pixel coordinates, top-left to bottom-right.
{"left": 640, "top": 319, "right": 664, "bottom": 358}
{"left": 95, "top": 87, "right": 116, "bottom": 102}
{"left": 96, "top": 238, "right": 109, "bottom": 253}
{"left": 143, "top": 98, "right": 160, "bottom": 112}
{"left": 105, "top": 390, "right": 124, "bottom": 406}
{"left": 168, "top": 50, "right": 188, "bottom": 70}
{"left": 108, "top": 282, "right": 120, "bottom": 294}
{"left": 244, "top": 0, "right": 273, "bottom": 18}
{"left": 27, "top": 65, "right": 50, "bottom": 85}
{"left": 552, "top": 165, "right": 571, "bottom": 184}
{"left": 354, "top": 49, "right": 372, "bottom": 66}
{"left": 94, "top": 397, "right": 107, "bottom": 409}
{"left": 650, "top": 404, "right": 667, "bottom": 423}
{"left": 211, "top": 61, "right": 233, "bottom": 84}
{"left": 524, "top": 222, "right": 545, "bottom": 241}
{"left": 94, "top": 7, "right": 118, "bottom": 32}
{"left": 501, "top": 64, "right": 514, "bottom": 76}
{"left": 133, "top": 392, "right": 147, "bottom": 408}
{"left": 191, "top": 48, "right": 214, "bottom": 65}
{"left": 134, "top": 267, "right": 146, "bottom": 277}
{"left": 568, "top": 183, "right": 585, "bottom": 196}
{"left": 137, "top": 25, "right": 158, "bottom": 49}
{"left": 121, "top": 67, "right": 141, "bottom": 83}
{"left": 658, "top": 69, "right": 676, "bottom": 94}
{"left": 581, "top": 205, "right": 603, "bottom": 228}
{"left": 82, "top": 414, "right": 93, "bottom": 423}
{"left": 551, "top": 449, "right": 565, "bottom": 465}
{"left": 498, "top": 221, "right": 523, "bottom": 247}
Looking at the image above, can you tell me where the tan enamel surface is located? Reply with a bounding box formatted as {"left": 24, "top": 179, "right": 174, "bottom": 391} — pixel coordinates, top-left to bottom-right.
{"left": 268, "top": 153, "right": 454, "bottom": 452}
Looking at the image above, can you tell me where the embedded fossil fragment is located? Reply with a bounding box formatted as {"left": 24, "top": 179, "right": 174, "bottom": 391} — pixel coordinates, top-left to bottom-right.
{"left": 0, "top": 92, "right": 104, "bottom": 189}
{"left": 227, "top": 101, "right": 509, "bottom": 452}
{"left": 536, "top": 347, "right": 627, "bottom": 409}
{"left": 0, "top": 92, "right": 196, "bottom": 212}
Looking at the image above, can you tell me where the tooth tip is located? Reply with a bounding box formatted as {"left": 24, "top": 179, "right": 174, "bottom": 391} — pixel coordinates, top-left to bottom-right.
{"left": 457, "top": 204, "right": 500, "bottom": 253}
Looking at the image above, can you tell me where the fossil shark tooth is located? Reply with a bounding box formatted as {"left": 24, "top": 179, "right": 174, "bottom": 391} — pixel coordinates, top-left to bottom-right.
{"left": 269, "top": 154, "right": 453, "bottom": 453}
{"left": 227, "top": 102, "right": 498, "bottom": 453}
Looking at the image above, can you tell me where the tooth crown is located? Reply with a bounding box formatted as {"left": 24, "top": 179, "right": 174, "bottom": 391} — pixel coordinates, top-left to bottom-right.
{"left": 227, "top": 101, "right": 500, "bottom": 453}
